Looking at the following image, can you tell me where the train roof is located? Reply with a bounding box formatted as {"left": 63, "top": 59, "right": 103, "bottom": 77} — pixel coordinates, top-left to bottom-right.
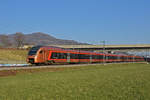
{"left": 32, "top": 45, "right": 144, "bottom": 58}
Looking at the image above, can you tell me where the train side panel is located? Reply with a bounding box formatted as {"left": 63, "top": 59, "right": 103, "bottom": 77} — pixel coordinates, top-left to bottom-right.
{"left": 27, "top": 46, "right": 145, "bottom": 65}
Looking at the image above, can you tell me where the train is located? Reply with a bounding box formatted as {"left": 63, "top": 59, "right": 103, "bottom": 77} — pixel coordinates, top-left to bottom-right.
{"left": 27, "top": 45, "right": 145, "bottom": 65}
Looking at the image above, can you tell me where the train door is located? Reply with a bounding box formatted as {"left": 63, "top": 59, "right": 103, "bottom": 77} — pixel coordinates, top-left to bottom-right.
{"left": 117, "top": 56, "right": 120, "bottom": 62}
{"left": 38, "top": 49, "right": 46, "bottom": 63}
{"left": 67, "top": 53, "right": 70, "bottom": 63}
{"left": 90, "top": 54, "right": 92, "bottom": 63}
{"left": 133, "top": 56, "right": 135, "bottom": 62}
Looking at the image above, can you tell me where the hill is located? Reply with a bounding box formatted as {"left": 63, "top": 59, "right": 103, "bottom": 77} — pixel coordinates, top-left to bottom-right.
{"left": 25, "top": 32, "right": 87, "bottom": 45}
{"left": 0, "top": 32, "right": 88, "bottom": 47}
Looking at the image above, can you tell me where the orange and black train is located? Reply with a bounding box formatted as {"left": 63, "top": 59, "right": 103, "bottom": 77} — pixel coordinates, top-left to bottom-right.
{"left": 27, "top": 45, "right": 145, "bottom": 65}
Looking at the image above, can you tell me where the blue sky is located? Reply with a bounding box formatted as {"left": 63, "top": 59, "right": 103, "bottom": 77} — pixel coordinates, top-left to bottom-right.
{"left": 0, "top": 0, "right": 150, "bottom": 44}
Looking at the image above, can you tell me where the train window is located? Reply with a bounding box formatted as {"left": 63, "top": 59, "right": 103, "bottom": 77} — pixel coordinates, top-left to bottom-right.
{"left": 129, "top": 57, "right": 131, "bottom": 60}
{"left": 28, "top": 46, "right": 42, "bottom": 55}
{"left": 92, "top": 55, "right": 97, "bottom": 59}
{"left": 52, "top": 52, "right": 60, "bottom": 59}
{"left": 39, "top": 50, "right": 43, "bottom": 54}
{"left": 70, "top": 53, "right": 75, "bottom": 59}
{"left": 107, "top": 56, "right": 111, "bottom": 59}
{"left": 79, "top": 54, "right": 83, "bottom": 59}
{"left": 92, "top": 55, "right": 95, "bottom": 59}
{"left": 51, "top": 52, "right": 67, "bottom": 59}
{"left": 70, "top": 53, "right": 79, "bottom": 59}
{"left": 105, "top": 55, "right": 107, "bottom": 59}
{"left": 112, "top": 56, "right": 114, "bottom": 59}
{"left": 59, "top": 53, "right": 63, "bottom": 59}
{"left": 110, "top": 56, "right": 117, "bottom": 60}
{"left": 75, "top": 54, "right": 79, "bottom": 59}
{"left": 58, "top": 53, "right": 62, "bottom": 59}
{"left": 61, "top": 53, "right": 67, "bottom": 59}
{"left": 99, "top": 55, "right": 103, "bottom": 59}
{"left": 107, "top": 56, "right": 110, "bottom": 59}
{"left": 91, "top": 55, "right": 103, "bottom": 59}
{"left": 79, "top": 54, "right": 90, "bottom": 59}
{"left": 121, "top": 56, "right": 126, "bottom": 60}
{"left": 85, "top": 55, "right": 90, "bottom": 59}
{"left": 51, "top": 52, "right": 57, "bottom": 59}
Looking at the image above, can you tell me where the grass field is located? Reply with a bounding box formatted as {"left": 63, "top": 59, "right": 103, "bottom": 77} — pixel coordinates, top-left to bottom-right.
{"left": 0, "top": 49, "right": 28, "bottom": 64}
{"left": 0, "top": 63, "right": 150, "bottom": 100}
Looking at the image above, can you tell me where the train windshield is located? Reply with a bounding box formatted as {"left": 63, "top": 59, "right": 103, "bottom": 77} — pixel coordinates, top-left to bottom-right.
{"left": 28, "top": 46, "right": 42, "bottom": 55}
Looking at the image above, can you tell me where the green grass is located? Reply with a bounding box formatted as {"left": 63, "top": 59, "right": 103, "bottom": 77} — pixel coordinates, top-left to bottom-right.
{"left": 0, "top": 49, "right": 28, "bottom": 64}
{"left": 0, "top": 63, "right": 150, "bottom": 100}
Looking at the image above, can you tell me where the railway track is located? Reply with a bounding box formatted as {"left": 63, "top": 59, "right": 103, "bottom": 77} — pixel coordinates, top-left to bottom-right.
{"left": 0, "top": 63, "right": 101, "bottom": 71}
{"left": 0, "top": 62, "right": 147, "bottom": 71}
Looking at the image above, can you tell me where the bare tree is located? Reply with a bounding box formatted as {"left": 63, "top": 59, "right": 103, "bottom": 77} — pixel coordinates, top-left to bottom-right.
{"left": 0, "top": 34, "right": 12, "bottom": 47}
{"left": 14, "top": 32, "right": 25, "bottom": 48}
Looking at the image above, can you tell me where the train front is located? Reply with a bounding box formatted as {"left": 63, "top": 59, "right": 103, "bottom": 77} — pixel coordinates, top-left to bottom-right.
{"left": 27, "top": 46, "right": 42, "bottom": 64}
